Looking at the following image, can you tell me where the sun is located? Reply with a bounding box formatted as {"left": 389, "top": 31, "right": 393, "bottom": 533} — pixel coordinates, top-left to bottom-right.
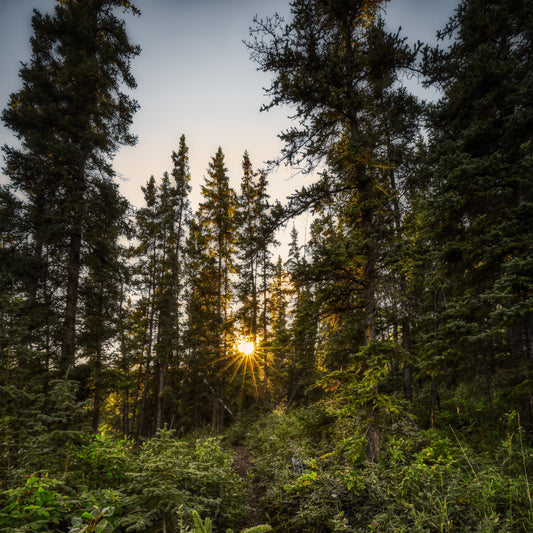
{"left": 236, "top": 338, "right": 255, "bottom": 356}
{"left": 209, "top": 334, "right": 284, "bottom": 399}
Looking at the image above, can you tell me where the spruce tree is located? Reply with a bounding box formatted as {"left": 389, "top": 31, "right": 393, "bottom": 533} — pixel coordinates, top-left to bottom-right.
{"left": 267, "top": 256, "right": 291, "bottom": 401}
{"left": 235, "top": 153, "right": 277, "bottom": 398}
{"left": 235, "top": 152, "right": 262, "bottom": 343}
{"left": 197, "top": 147, "right": 237, "bottom": 430}
{"left": 183, "top": 215, "right": 220, "bottom": 428}
{"left": 423, "top": 0, "right": 533, "bottom": 428}
{"left": 131, "top": 175, "right": 159, "bottom": 438}
{"left": 247, "top": 0, "right": 421, "bottom": 460}
{"left": 285, "top": 227, "right": 318, "bottom": 406}
{"left": 2, "top": 0, "right": 140, "bottom": 374}
{"left": 129, "top": 139, "right": 192, "bottom": 437}
{"left": 156, "top": 135, "right": 191, "bottom": 431}
{"left": 78, "top": 181, "right": 130, "bottom": 432}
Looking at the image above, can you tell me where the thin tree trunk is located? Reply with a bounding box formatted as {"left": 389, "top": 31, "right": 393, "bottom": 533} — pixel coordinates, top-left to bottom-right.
{"left": 262, "top": 253, "right": 269, "bottom": 400}
{"left": 156, "top": 349, "right": 167, "bottom": 430}
{"left": 363, "top": 266, "right": 380, "bottom": 462}
{"left": 139, "top": 235, "right": 158, "bottom": 438}
{"left": 360, "top": 173, "right": 380, "bottom": 463}
{"left": 60, "top": 230, "right": 82, "bottom": 374}
{"left": 388, "top": 154, "right": 414, "bottom": 404}
{"left": 430, "top": 377, "right": 440, "bottom": 428}
{"left": 92, "top": 346, "right": 103, "bottom": 433}
{"left": 402, "top": 318, "right": 413, "bottom": 403}
{"left": 129, "top": 359, "right": 144, "bottom": 438}
{"left": 156, "top": 236, "right": 168, "bottom": 431}
{"left": 118, "top": 283, "right": 130, "bottom": 437}
{"left": 138, "top": 303, "right": 154, "bottom": 438}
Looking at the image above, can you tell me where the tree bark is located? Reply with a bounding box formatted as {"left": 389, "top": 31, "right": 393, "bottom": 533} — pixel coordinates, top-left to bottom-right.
{"left": 359, "top": 173, "right": 380, "bottom": 462}
{"left": 402, "top": 318, "right": 413, "bottom": 403}
{"left": 60, "top": 230, "right": 82, "bottom": 374}
{"left": 430, "top": 377, "right": 440, "bottom": 428}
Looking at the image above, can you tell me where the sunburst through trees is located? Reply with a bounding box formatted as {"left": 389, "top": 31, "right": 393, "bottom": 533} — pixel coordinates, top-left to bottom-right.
{"left": 236, "top": 337, "right": 255, "bottom": 357}
{"left": 210, "top": 335, "right": 284, "bottom": 399}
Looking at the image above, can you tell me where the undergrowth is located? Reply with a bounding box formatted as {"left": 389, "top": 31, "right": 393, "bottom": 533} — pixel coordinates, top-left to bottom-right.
{"left": 1, "top": 408, "right": 531, "bottom": 532}
{"left": 236, "top": 406, "right": 533, "bottom": 532}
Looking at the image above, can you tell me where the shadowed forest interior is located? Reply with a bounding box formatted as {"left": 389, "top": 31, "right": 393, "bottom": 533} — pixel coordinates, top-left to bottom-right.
{"left": 0, "top": 0, "right": 532, "bottom": 531}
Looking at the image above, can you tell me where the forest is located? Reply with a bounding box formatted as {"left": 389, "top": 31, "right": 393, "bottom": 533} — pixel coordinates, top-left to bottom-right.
{"left": 0, "top": 0, "right": 532, "bottom": 531}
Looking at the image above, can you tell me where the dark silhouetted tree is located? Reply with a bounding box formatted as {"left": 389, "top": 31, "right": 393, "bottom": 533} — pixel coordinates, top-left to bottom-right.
{"left": 2, "top": 0, "right": 140, "bottom": 375}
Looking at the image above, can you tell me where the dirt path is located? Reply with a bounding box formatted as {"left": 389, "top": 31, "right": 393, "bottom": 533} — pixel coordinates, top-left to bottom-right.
{"left": 233, "top": 445, "right": 253, "bottom": 478}
{"left": 232, "top": 445, "right": 268, "bottom": 529}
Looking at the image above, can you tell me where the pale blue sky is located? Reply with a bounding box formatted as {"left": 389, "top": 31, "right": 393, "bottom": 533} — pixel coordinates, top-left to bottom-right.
{"left": 0, "top": 0, "right": 458, "bottom": 215}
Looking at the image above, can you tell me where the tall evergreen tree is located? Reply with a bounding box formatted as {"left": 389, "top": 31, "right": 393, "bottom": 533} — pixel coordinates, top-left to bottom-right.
{"left": 267, "top": 256, "right": 292, "bottom": 401}
{"left": 422, "top": 0, "right": 533, "bottom": 428}
{"left": 248, "top": 0, "right": 421, "bottom": 460}
{"left": 128, "top": 138, "right": 192, "bottom": 437}
{"left": 130, "top": 175, "right": 159, "bottom": 438}
{"left": 2, "top": 0, "right": 140, "bottom": 375}
{"left": 235, "top": 153, "right": 277, "bottom": 398}
{"left": 235, "top": 152, "right": 262, "bottom": 343}
{"left": 183, "top": 215, "right": 220, "bottom": 428}
{"left": 197, "top": 147, "right": 237, "bottom": 430}
{"left": 78, "top": 180, "right": 130, "bottom": 432}
{"left": 157, "top": 135, "right": 192, "bottom": 430}
{"left": 286, "top": 227, "right": 318, "bottom": 406}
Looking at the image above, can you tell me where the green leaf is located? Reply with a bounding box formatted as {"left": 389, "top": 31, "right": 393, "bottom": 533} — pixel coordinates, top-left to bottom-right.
{"left": 95, "top": 518, "right": 109, "bottom": 532}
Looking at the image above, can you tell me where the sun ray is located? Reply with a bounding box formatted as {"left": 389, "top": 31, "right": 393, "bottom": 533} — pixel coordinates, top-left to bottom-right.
{"left": 204, "top": 335, "right": 290, "bottom": 399}
{"left": 220, "top": 353, "right": 243, "bottom": 374}
{"left": 248, "top": 356, "right": 259, "bottom": 397}
{"left": 229, "top": 355, "right": 246, "bottom": 383}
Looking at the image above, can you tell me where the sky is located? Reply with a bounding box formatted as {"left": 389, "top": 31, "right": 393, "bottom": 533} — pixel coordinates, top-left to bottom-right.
{"left": 0, "top": 0, "right": 459, "bottom": 228}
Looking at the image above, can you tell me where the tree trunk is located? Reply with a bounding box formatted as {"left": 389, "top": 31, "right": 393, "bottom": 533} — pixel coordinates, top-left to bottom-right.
{"left": 155, "top": 243, "right": 168, "bottom": 432}
{"left": 118, "top": 284, "right": 130, "bottom": 437}
{"left": 212, "top": 397, "right": 224, "bottom": 433}
{"left": 138, "top": 324, "right": 153, "bottom": 438}
{"left": 363, "top": 247, "right": 379, "bottom": 461}
{"left": 156, "top": 351, "right": 167, "bottom": 430}
{"left": 430, "top": 377, "right": 440, "bottom": 428}
{"left": 92, "top": 346, "right": 103, "bottom": 433}
{"left": 402, "top": 318, "right": 413, "bottom": 403}
{"left": 359, "top": 172, "right": 380, "bottom": 463}
{"left": 60, "top": 230, "right": 82, "bottom": 374}
{"left": 138, "top": 296, "right": 155, "bottom": 438}
{"left": 262, "top": 253, "right": 269, "bottom": 400}
{"left": 511, "top": 314, "right": 533, "bottom": 433}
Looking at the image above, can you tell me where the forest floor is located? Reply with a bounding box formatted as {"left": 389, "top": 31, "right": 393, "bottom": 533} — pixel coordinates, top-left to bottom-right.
{"left": 232, "top": 445, "right": 268, "bottom": 529}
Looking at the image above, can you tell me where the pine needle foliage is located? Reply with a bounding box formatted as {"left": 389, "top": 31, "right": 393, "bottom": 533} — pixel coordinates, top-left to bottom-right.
{"left": 118, "top": 428, "right": 244, "bottom": 532}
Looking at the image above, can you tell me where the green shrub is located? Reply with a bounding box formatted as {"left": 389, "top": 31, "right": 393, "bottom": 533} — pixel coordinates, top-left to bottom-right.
{"left": 68, "top": 505, "right": 115, "bottom": 533}
{"left": 239, "top": 406, "right": 533, "bottom": 532}
{"left": 342, "top": 427, "right": 533, "bottom": 532}
{"left": 0, "top": 474, "right": 120, "bottom": 533}
{"left": 117, "top": 428, "right": 244, "bottom": 532}
{"left": 0, "top": 474, "right": 68, "bottom": 532}
{"left": 74, "top": 434, "right": 128, "bottom": 488}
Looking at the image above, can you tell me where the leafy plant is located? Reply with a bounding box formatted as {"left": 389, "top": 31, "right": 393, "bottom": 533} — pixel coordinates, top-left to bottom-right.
{"left": 69, "top": 506, "right": 115, "bottom": 533}
{"left": 183, "top": 510, "right": 272, "bottom": 533}
{"left": 118, "top": 428, "right": 244, "bottom": 532}
{"left": 75, "top": 434, "right": 128, "bottom": 488}
{"left": 0, "top": 475, "right": 67, "bottom": 532}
